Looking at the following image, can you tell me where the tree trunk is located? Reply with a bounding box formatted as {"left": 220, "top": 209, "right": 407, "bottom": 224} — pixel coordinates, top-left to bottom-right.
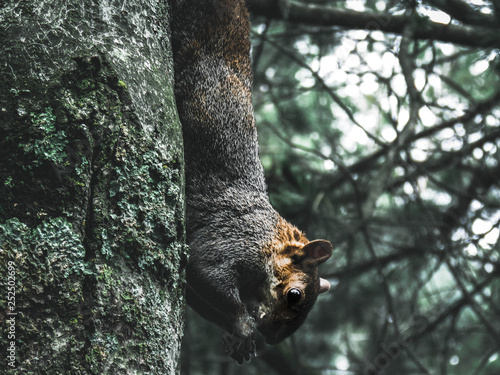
{"left": 0, "top": 0, "right": 186, "bottom": 374}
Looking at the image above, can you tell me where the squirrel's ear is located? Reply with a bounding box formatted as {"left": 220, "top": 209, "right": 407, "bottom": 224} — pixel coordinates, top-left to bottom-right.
{"left": 303, "top": 240, "right": 332, "bottom": 265}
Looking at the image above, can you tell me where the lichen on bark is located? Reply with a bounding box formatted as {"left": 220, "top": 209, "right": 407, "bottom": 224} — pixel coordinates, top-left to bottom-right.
{"left": 0, "top": 0, "right": 186, "bottom": 374}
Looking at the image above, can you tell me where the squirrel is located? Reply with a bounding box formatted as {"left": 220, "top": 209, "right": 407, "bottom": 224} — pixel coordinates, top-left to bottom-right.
{"left": 171, "top": 0, "right": 333, "bottom": 363}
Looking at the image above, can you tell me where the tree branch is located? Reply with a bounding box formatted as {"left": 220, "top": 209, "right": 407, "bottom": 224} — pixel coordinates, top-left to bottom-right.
{"left": 427, "top": 0, "right": 498, "bottom": 27}
{"left": 327, "top": 90, "right": 500, "bottom": 192}
{"left": 253, "top": 29, "right": 386, "bottom": 148}
{"left": 246, "top": 0, "right": 499, "bottom": 48}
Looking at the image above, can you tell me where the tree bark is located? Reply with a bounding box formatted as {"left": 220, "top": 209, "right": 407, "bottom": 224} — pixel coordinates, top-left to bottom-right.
{"left": 0, "top": 0, "right": 186, "bottom": 374}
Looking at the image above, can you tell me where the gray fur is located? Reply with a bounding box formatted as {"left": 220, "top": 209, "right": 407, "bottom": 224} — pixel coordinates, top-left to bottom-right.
{"left": 171, "top": 0, "right": 332, "bottom": 364}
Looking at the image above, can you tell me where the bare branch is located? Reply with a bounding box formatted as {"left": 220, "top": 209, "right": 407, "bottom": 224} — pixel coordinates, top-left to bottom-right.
{"left": 253, "top": 29, "right": 387, "bottom": 148}
{"left": 427, "top": 0, "right": 498, "bottom": 27}
{"left": 327, "top": 90, "right": 500, "bottom": 191}
{"left": 246, "top": 0, "right": 499, "bottom": 48}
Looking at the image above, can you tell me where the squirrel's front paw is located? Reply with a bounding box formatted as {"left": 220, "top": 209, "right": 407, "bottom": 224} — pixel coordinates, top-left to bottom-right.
{"left": 222, "top": 332, "right": 256, "bottom": 364}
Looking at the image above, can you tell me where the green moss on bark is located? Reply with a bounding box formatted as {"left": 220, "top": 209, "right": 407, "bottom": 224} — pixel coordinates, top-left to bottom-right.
{"left": 0, "top": 217, "right": 88, "bottom": 373}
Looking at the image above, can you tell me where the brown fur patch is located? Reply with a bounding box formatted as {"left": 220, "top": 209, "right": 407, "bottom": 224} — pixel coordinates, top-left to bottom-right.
{"left": 262, "top": 217, "right": 311, "bottom": 285}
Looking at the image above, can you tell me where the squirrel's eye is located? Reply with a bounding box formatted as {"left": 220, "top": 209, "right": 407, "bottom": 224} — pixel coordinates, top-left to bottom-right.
{"left": 287, "top": 288, "right": 302, "bottom": 305}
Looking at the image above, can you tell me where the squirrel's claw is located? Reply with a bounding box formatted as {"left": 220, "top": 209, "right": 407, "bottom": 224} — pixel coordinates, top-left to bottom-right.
{"left": 222, "top": 332, "right": 256, "bottom": 364}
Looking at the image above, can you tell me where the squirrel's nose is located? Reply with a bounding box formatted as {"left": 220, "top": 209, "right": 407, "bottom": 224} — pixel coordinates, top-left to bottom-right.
{"left": 319, "top": 278, "right": 331, "bottom": 293}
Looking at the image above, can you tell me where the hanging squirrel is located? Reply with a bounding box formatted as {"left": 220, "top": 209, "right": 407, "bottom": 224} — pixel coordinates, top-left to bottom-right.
{"left": 171, "top": 0, "right": 333, "bottom": 363}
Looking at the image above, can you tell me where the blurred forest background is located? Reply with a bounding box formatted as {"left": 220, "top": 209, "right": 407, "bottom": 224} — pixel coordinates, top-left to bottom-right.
{"left": 180, "top": 1, "right": 500, "bottom": 374}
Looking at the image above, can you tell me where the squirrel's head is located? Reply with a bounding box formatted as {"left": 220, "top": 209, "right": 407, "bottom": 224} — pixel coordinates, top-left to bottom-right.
{"left": 256, "top": 224, "right": 332, "bottom": 345}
